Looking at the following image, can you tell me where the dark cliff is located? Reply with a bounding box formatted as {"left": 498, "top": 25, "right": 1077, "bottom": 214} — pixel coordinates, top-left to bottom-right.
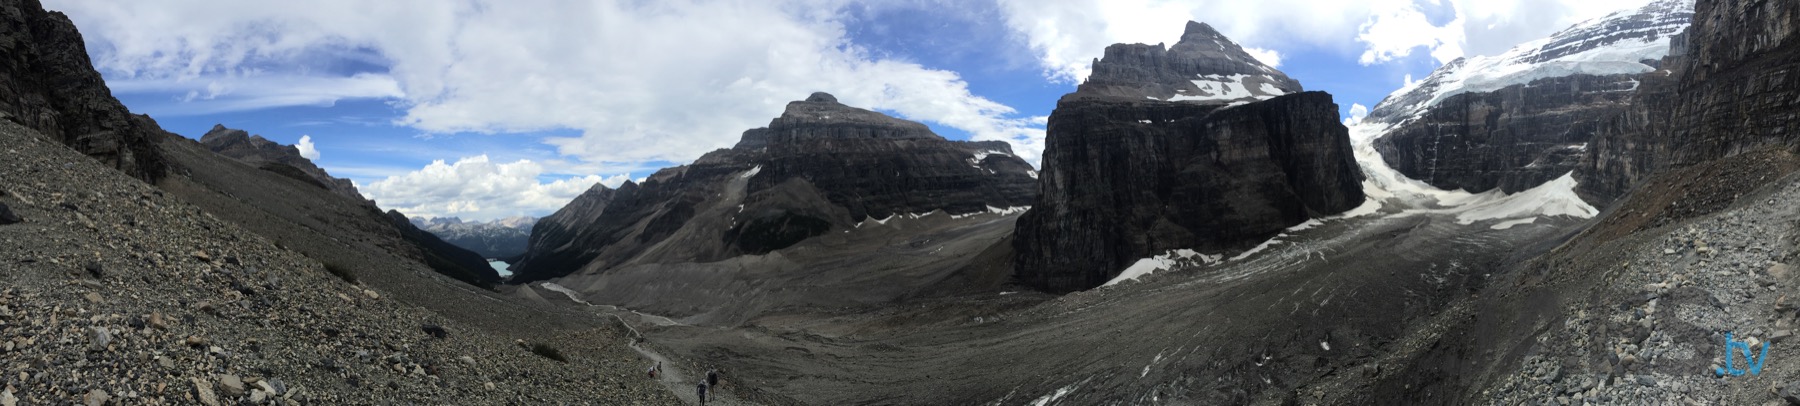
{"left": 0, "top": 0, "right": 167, "bottom": 182}
{"left": 509, "top": 93, "right": 1038, "bottom": 284}
{"left": 1581, "top": 0, "right": 1800, "bottom": 201}
{"left": 1373, "top": 74, "right": 1639, "bottom": 193}
{"left": 199, "top": 124, "right": 367, "bottom": 203}
{"left": 1013, "top": 21, "right": 1364, "bottom": 293}
{"left": 1368, "top": 0, "right": 1692, "bottom": 194}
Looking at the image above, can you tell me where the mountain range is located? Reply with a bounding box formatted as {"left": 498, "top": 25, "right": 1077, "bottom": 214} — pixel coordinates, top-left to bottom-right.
{"left": 4, "top": 0, "right": 1799, "bottom": 404}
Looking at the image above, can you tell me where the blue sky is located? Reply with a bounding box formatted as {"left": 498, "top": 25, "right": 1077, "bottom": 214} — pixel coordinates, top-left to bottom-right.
{"left": 49, "top": 0, "right": 1655, "bottom": 221}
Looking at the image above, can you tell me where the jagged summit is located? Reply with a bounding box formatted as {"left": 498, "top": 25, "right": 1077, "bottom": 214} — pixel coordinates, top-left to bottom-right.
{"left": 196, "top": 124, "right": 366, "bottom": 203}
{"left": 1071, "top": 20, "right": 1302, "bottom": 104}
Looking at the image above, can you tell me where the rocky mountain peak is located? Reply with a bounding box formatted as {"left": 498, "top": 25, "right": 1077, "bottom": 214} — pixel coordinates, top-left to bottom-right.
{"left": 197, "top": 124, "right": 366, "bottom": 203}
{"left": 733, "top": 94, "right": 938, "bottom": 150}
{"left": 804, "top": 91, "right": 839, "bottom": 103}
{"left": 1072, "top": 20, "right": 1302, "bottom": 104}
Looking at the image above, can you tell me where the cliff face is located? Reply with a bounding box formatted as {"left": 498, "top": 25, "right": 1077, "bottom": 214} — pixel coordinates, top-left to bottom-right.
{"left": 1012, "top": 22, "right": 1363, "bottom": 293}
{"left": 0, "top": 0, "right": 167, "bottom": 182}
{"left": 199, "top": 125, "right": 367, "bottom": 203}
{"left": 1581, "top": 0, "right": 1800, "bottom": 201}
{"left": 1373, "top": 74, "right": 1639, "bottom": 193}
{"left": 1367, "top": 0, "right": 1693, "bottom": 194}
{"left": 508, "top": 93, "right": 1038, "bottom": 284}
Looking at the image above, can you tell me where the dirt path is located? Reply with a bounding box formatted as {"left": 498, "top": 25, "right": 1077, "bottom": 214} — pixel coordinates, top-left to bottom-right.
{"left": 538, "top": 282, "right": 755, "bottom": 405}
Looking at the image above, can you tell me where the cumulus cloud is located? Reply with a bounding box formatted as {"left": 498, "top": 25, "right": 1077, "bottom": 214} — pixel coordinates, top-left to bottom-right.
{"left": 296, "top": 135, "right": 320, "bottom": 160}
{"left": 997, "top": 0, "right": 1658, "bottom": 82}
{"left": 1243, "top": 47, "right": 1283, "bottom": 68}
{"left": 47, "top": 0, "right": 1045, "bottom": 166}
{"left": 359, "top": 155, "right": 625, "bottom": 221}
{"left": 1342, "top": 103, "right": 1369, "bottom": 126}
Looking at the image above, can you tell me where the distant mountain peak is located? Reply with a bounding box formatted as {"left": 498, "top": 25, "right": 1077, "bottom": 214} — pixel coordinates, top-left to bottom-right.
{"left": 804, "top": 91, "right": 838, "bottom": 103}
{"left": 1366, "top": 0, "right": 1694, "bottom": 126}
{"left": 1071, "top": 20, "right": 1301, "bottom": 104}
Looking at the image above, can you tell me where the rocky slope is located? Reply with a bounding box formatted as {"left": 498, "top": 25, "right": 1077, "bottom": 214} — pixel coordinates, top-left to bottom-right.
{"left": 0, "top": 0, "right": 168, "bottom": 183}
{"left": 1582, "top": 0, "right": 1800, "bottom": 202}
{"left": 509, "top": 92, "right": 1037, "bottom": 284}
{"left": 1012, "top": 21, "right": 1364, "bottom": 293}
{"left": 411, "top": 216, "right": 536, "bottom": 259}
{"left": 199, "top": 125, "right": 366, "bottom": 204}
{"left": 2, "top": 0, "right": 494, "bottom": 290}
{"left": 1367, "top": 0, "right": 1693, "bottom": 193}
{"left": 0, "top": 119, "right": 678, "bottom": 405}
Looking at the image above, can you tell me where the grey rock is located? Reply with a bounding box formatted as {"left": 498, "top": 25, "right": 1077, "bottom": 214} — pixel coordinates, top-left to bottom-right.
{"left": 82, "top": 389, "right": 107, "bottom": 406}
{"left": 198, "top": 125, "right": 365, "bottom": 204}
{"left": 88, "top": 326, "right": 109, "bottom": 351}
{"left": 1071, "top": 22, "right": 1301, "bottom": 104}
{"left": 1637, "top": 375, "right": 1657, "bottom": 387}
{"left": 193, "top": 377, "right": 220, "bottom": 406}
{"left": 0, "top": 203, "right": 18, "bottom": 225}
{"left": 218, "top": 374, "right": 246, "bottom": 397}
{"left": 1580, "top": 0, "right": 1800, "bottom": 201}
{"left": 0, "top": 0, "right": 170, "bottom": 182}
{"left": 1013, "top": 22, "right": 1363, "bottom": 292}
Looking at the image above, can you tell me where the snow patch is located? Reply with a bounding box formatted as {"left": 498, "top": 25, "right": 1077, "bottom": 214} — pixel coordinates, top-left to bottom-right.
{"left": 1491, "top": 218, "right": 1538, "bottom": 230}
{"left": 538, "top": 282, "right": 593, "bottom": 306}
{"left": 1029, "top": 382, "right": 1082, "bottom": 406}
{"left": 1165, "top": 74, "right": 1288, "bottom": 103}
{"left": 740, "top": 165, "right": 762, "bottom": 179}
{"left": 1027, "top": 170, "right": 1039, "bottom": 179}
{"left": 1106, "top": 249, "right": 1223, "bottom": 286}
{"left": 950, "top": 205, "right": 1031, "bottom": 219}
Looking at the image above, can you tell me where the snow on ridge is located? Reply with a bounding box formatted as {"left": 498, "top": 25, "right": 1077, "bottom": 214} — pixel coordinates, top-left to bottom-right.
{"left": 1370, "top": 0, "right": 1690, "bottom": 126}
{"left": 1347, "top": 122, "right": 1599, "bottom": 225}
{"left": 1159, "top": 74, "right": 1288, "bottom": 103}
{"left": 1105, "top": 249, "right": 1223, "bottom": 287}
{"left": 741, "top": 165, "right": 762, "bottom": 179}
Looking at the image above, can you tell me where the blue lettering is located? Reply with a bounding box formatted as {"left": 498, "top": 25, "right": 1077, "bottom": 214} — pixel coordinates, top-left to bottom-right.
{"left": 1716, "top": 332, "right": 1770, "bottom": 376}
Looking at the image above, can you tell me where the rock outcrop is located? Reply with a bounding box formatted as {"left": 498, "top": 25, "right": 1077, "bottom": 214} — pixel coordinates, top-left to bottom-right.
{"left": 1581, "top": 0, "right": 1800, "bottom": 201}
{"left": 1012, "top": 21, "right": 1364, "bottom": 293}
{"left": 0, "top": 0, "right": 168, "bottom": 182}
{"left": 509, "top": 93, "right": 1038, "bottom": 283}
{"left": 199, "top": 125, "right": 366, "bottom": 203}
{"left": 1367, "top": 0, "right": 1693, "bottom": 193}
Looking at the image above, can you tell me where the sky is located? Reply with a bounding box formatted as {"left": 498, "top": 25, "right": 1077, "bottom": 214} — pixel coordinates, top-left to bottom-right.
{"left": 44, "top": 0, "right": 1658, "bottom": 221}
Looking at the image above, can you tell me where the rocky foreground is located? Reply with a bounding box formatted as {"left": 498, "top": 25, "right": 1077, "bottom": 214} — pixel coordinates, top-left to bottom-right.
{"left": 0, "top": 119, "right": 676, "bottom": 404}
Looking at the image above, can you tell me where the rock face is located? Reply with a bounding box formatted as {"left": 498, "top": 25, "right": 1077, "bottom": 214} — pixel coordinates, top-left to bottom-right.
{"left": 1077, "top": 22, "right": 1301, "bottom": 104}
{"left": 1581, "top": 0, "right": 1800, "bottom": 201}
{"left": 0, "top": 0, "right": 168, "bottom": 182}
{"left": 1367, "top": 0, "right": 1693, "bottom": 193}
{"left": 1013, "top": 21, "right": 1364, "bottom": 293}
{"left": 199, "top": 125, "right": 366, "bottom": 203}
{"left": 410, "top": 216, "right": 536, "bottom": 259}
{"left": 509, "top": 93, "right": 1038, "bottom": 284}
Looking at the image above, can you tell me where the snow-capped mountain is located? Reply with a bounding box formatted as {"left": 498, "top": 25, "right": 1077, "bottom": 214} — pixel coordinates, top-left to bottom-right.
{"left": 410, "top": 216, "right": 537, "bottom": 259}
{"left": 1361, "top": 0, "right": 1694, "bottom": 194}
{"left": 1366, "top": 0, "right": 1694, "bottom": 125}
{"left": 1071, "top": 21, "right": 1302, "bottom": 105}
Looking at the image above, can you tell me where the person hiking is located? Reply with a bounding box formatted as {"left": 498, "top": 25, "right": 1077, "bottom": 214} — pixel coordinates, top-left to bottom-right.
{"left": 646, "top": 361, "right": 660, "bottom": 379}
{"left": 695, "top": 380, "right": 709, "bottom": 404}
{"left": 706, "top": 368, "right": 720, "bottom": 388}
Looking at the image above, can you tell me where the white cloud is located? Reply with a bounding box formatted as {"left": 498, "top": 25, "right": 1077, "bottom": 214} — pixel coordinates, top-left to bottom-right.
{"left": 359, "top": 155, "right": 624, "bottom": 221}
{"left": 296, "top": 135, "right": 320, "bottom": 160}
{"left": 996, "top": 0, "right": 1659, "bottom": 81}
{"left": 1342, "top": 103, "right": 1369, "bottom": 126}
{"left": 47, "top": 0, "right": 1045, "bottom": 167}
{"left": 1243, "top": 47, "right": 1283, "bottom": 68}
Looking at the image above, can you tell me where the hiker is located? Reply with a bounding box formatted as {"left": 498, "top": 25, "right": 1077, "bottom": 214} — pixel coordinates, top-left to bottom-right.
{"left": 706, "top": 368, "right": 720, "bottom": 388}
{"left": 646, "top": 361, "right": 660, "bottom": 379}
{"left": 696, "top": 380, "right": 708, "bottom": 404}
